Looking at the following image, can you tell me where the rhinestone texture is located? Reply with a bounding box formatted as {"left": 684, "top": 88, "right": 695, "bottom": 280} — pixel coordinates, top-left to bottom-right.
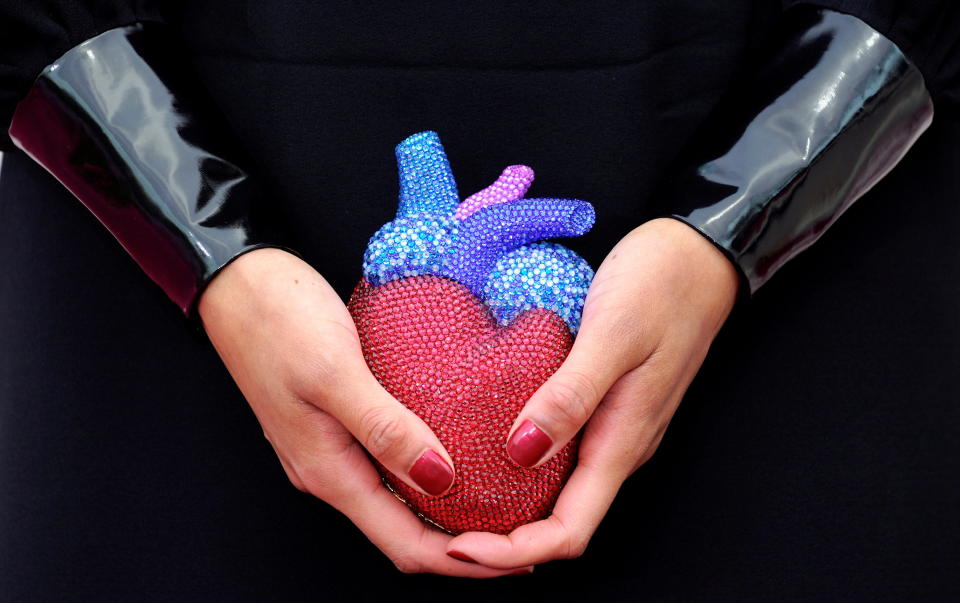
{"left": 349, "top": 276, "right": 577, "bottom": 535}
{"left": 454, "top": 164, "right": 535, "bottom": 220}
{"left": 362, "top": 131, "right": 595, "bottom": 333}
{"left": 484, "top": 243, "right": 593, "bottom": 333}
{"left": 349, "top": 131, "right": 595, "bottom": 534}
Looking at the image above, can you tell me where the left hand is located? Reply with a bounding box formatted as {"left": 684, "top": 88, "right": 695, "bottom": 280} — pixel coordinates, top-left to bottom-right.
{"left": 445, "top": 217, "right": 740, "bottom": 567}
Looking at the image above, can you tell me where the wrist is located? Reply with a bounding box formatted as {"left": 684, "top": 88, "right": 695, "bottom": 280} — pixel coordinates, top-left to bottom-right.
{"left": 640, "top": 217, "right": 740, "bottom": 326}
{"left": 198, "top": 248, "right": 305, "bottom": 327}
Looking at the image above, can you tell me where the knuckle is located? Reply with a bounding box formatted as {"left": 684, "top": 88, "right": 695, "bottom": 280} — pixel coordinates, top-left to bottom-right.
{"left": 300, "top": 469, "right": 351, "bottom": 507}
{"left": 298, "top": 469, "right": 324, "bottom": 495}
{"left": 564, "top": 534, "right": 591, "bottom": 559}
{"left": 542, "top": 371, "right": 597, "bottom": 428}
{"left": 359, "top": 406, "right": 408, "bottom": 461}
{"left": 281, "top": 461, "right": 314, "bottom": 495}
{"left": 390, "top": 554, "right": 422, "bottom": 575}
{"left": 635, "top": 428, "right": 666, "bottom": 468}
{"left": 289, "top": 476, "right": 309, "bottom": 494}
{"left": 293, "top": 356, "right": 341, "bottom": 403}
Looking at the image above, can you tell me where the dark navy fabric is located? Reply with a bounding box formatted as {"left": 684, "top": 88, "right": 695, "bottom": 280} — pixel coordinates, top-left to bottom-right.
{"left": 1, "top": 2, "right": 958, "bottom": 600}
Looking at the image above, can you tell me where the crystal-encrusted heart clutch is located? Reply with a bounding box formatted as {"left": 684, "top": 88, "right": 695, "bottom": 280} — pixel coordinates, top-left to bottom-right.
{"left": 348, "top": 131, "right": 594, "bottom": 534}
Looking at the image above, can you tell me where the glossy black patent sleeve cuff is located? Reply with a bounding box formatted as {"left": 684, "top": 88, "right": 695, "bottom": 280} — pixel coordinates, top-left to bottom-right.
{"left": 660, "top": 7, "right": 933, "bottom": 294}
{"left": 8, "top": 23, "right": 286, "bottom": 316}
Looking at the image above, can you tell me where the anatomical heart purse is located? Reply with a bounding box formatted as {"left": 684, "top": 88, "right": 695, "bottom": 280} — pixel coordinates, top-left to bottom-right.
{"left": 347, "top": 131, "right": 595, "bottom": 535}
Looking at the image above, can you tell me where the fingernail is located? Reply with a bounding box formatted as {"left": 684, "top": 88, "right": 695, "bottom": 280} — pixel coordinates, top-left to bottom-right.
{"left": 507, "top": 419, "right": 552, "bottom": 467}
{"left": 409, "top": 449, "right": 454, "bottom": 496}
{"left": 447, "top": 550, "right": 477, "bottom": 564}
{"left": 508, "top": 568, "right": 534, "bottom": 576}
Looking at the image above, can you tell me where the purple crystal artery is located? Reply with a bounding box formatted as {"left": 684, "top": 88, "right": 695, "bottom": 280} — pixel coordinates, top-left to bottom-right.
{"left": 362, "top": 131, "right": 595, "bottom": 334}
{"left": 455, "top": 165, "right": 535, "bottom": 220}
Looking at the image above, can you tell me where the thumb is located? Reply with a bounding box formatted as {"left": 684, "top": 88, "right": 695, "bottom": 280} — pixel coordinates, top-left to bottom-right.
{"left": 505, "top": 333, "right": 630, "bottom": 468}
{"left": 321, "top": 365, "right": 456, "bottom": 497}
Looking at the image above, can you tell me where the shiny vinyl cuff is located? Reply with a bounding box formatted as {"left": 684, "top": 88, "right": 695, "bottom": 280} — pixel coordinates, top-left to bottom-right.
{"left": 8, "top": 23, "right": 285, "bottom": 316}
{"left": 661, "top": 7, "right": 934, "bottom": 294}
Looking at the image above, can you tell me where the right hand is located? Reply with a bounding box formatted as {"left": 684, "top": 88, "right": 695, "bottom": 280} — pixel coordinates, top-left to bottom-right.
{"left": 199, "top": 248, "right": 532, "bottom": 577}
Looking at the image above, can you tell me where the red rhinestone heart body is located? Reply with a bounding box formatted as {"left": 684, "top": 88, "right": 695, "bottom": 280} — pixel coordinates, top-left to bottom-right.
{"left": 348, "top": 275, "right": 577, "bottom": 535}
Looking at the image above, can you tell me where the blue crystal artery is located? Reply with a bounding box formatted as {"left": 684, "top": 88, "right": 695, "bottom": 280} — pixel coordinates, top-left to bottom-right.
{"left": 362, "top": 131, "right": 595, "bottom": 334}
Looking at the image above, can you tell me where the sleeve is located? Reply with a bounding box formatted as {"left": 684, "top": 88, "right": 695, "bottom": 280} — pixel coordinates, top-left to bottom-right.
{"left": 785, "top": 0, "right": 960, "bottom": 108}
{"left": 658, "top": 3, "right": 958, "bottom": 294}
{"left": 1, "top": 4, "right": 289, "bottom": 317}
{"left": 0, "top": 1, "right": 169, "bottom": 152}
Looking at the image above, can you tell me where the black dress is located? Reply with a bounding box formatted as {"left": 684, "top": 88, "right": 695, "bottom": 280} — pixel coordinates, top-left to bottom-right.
{"left": 1, "top": 2, "right": 958, "bottom": 601}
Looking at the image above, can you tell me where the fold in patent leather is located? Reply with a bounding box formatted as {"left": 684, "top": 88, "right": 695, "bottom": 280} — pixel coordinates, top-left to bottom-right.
{"left": 8, "top": 23, "right": 284, "bottom": 315}
{"left": 661, "top": 6, "right": 934, "bottom": 294}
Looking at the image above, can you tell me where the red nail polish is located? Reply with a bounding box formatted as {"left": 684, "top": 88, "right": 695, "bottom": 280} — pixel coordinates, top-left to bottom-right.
{"left": 447, "top": 550, "right": 477, "bottom": 563}
{"left": 508, "top": 568, "right": 534, "bottom": 576}
{"left": 409, "top": 450, "right": 454, "bottom": 495}
{"left": 507, "top": 419, "right": 552, "bottom": 467}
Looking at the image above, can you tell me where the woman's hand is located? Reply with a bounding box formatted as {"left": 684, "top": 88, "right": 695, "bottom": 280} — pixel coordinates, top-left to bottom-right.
{"left": 199, "top": 248, "right": 531, "bottom": 577}
{"left": 446, "top": 218, "right": 740, "bottom": 566}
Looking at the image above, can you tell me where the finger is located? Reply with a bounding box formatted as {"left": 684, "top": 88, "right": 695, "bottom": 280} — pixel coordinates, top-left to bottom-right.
{"left": 505, "top": 328, "right": 635, "bottom": 468}
{"left": 446, "top": 452, "right": 623, "bottom": 568}
{"left": 315, "top": 365, "right": 457, "bottom": 498}
{"left": 336, "top": 459, "right": 534, "bottom": 578}
{"left": 457, "top": 350, "right": 685, "bottom": 567}
{"left": 580, "top": 367, "right": 679, "bottom": 475}
{"left": 262, "top": 430, "right": 309, "bottom": 493}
